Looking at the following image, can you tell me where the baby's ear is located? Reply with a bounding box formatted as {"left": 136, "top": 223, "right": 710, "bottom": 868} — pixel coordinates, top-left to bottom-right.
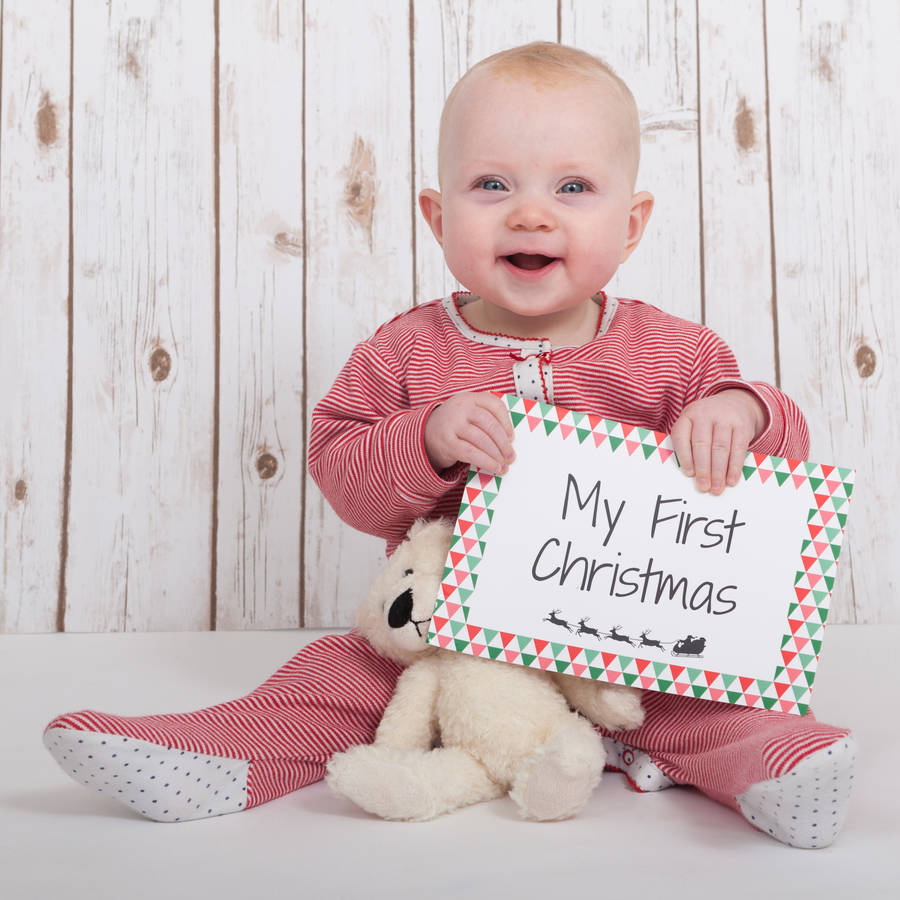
{"left": 418, "top": 189, "right": 444, "bottom": 246}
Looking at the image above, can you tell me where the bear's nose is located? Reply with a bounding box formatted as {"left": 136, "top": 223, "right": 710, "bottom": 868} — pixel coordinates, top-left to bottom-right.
{"left": 388, "top": 588, "right": 414, "bottom": 629}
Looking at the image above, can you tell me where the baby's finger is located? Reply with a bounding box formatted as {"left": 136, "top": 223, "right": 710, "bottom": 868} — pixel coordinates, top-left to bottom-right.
{"left": 726, "top": 435, "right": 749, "bottom": 487}
{"left": 455, "top": 436, "right": 509, "bottom": 476}
{"left": 479, "top": 393, "right": 516, "bottom": 444}
{"left": 471, "top": 401, "right": 515, "bottom": 463}
{"left": 689, "top": 422, "right": 713, "bottom": 493}
{"left": 708, "top": 426, "right": 733, "bottom": 495}
{"left": 670, "top": 418, "right": 695, "bottom": 477}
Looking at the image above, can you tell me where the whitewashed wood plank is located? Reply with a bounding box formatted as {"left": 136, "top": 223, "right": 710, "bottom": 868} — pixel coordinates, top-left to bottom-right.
{"left": 412, "top": 0, "right": 558, "bottom": 306}
{"left": 0, "top": 0, "right": 70, "bottom": 632}
{"left": 216, "top": 0, "right": 304, "bottom": 629}
{"left": 562, "top": 0, "right": 701, "bottom": 323}
{"left": 697, "top": 0, "right": 776, "bottom": 384}
{"left": 65, "top": 0, "right": 216, "bottom": 631}
{"left": 303, "top": 0, "right": 415, "bottom": 626}
{"left": 767, "top": 0, "right": 900, "bottom": 624}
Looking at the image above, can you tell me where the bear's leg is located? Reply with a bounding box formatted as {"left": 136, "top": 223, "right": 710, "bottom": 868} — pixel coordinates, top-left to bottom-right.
{"left": 599, "top": 692, "right": 856, "bottom": 849}
{"left": 326, "top": 745, "right": 503, "bottom": 821}
{"left": 508, "top": 716, "right": 606, "bottom": 821}
{"left": 43, "top": 632, "right": 400, "bottom": 822}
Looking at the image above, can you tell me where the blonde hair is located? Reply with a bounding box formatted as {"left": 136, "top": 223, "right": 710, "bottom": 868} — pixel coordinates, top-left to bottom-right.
{"left": 438, "top": 42, "right": 641, "bottom": 183}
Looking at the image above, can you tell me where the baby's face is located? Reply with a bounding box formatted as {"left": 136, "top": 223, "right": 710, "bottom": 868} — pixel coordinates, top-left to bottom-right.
{"left": 422, "top": 71, "right": 648, "bottom": 333}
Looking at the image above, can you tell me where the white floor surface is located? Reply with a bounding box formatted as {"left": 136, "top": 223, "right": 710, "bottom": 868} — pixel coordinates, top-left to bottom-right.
{"left": 1, "top": 625, "right": 897, "bottom": 899}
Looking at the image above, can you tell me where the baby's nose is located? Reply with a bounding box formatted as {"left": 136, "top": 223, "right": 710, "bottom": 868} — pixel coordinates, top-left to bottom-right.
{"left": 505, "top": 197, "right": 557, "bottom": 231}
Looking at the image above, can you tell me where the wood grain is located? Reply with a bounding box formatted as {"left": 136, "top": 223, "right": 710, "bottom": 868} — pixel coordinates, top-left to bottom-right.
{"left": 64, "top": 0, "right": 216, "bottom": 631}
{"left": 0, "top": 1, "right": 70, "bottom": 632}
{"left": 302, "top": 0, "right": 415, "bottom": 626}
{"left": 767, "top": 0, "right": 900, "bottom": 624}
{"left": 216, "top": 0, "right": 305, "bottom": 629}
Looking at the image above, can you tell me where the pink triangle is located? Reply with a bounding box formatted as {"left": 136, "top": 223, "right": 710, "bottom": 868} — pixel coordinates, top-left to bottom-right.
{"left": 792, "top": 474, "right": 807, "bottom": 488}
{"left": 527, "top": 416, "right": 542, "bottom": 432}
{"left": 462, "top": 536, "right": 478, "bottom": 553}
{"left": 504, "top": 650, "right": 520, "bottom": 664}
{"left": 606, "top": 670, "right": 621, "bottom": 683}
{"left": 708, "top": 688, "right": 725, "bottom": 702}
{"left": 593, "top": 432, "right": 607, "bottom": 448}
{"left": 640, "top": 676, "right": 655, "bottom": 690}
{"left": 560, "top": 424, "right": 574, "bottom": 440}
{"left": 471, "top": 643, "right": 486, "bottom": 656}
{"left": 674, "top": 681, "right": 690, "bottom": 695}
{"left": 743, "top": 694, "right": 760, "bottom": 707}
{"left": 625, "top": 440, "right": 640, "bottom": 455}
{"left": 453, "top": 569, "right": 469, "bottom": 586}
{"left": 571, "top": 663, "right": 587, "bottom": 678}
{"left": 825, "top": 480, "right": 841, "bottom": 494}
{"left": 437, "top": 635, "right": 452, "bottom": 649}
{"left": 779, "top": 699, "right": 796, "bottom": 713}
{"left": 758, "top": 468, "right": 773, "bottom": 484}
{"left": 445, "top": 601, "right": 461, "bottom": 619}
{"left": 538, "top": 656, "right": 553, "bottom": 670}
{"left": 658, "top": 448, "right": 674, "bottom": 464}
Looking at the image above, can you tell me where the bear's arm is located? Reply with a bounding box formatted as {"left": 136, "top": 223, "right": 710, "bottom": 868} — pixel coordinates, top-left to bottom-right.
{"left": 550, "top": 673, "right": 645, "bottom": 731}
{"left": 373, "top": 657, "right": 441, "bottom": 749}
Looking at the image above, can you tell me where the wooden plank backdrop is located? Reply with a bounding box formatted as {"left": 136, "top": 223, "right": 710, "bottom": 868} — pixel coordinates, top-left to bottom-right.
{"left": 1, "top": 0, "right": 896, "bottom": 632}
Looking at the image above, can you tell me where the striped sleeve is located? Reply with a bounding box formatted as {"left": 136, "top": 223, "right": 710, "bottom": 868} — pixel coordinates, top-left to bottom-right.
{"left": 688, "top": 327, "right": 810, "bottom": 460}
{"left": 308, "top": 338, "right": 466, "bottom": 544}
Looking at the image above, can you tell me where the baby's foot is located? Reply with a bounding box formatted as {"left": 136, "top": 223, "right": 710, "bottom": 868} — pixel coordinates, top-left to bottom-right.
{"left": 602, "top": 737, "right": 677, "bottom": 792}
{"left": 44, "top": 727, "right": 250, "bottom": 822}
{"left": 736, "top": 733, "right": 857, "bottom": 849}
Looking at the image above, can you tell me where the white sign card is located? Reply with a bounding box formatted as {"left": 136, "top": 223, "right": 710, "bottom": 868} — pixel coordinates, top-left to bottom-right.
{"left": 427, "top": 394, "right": 854, "bottom": 715}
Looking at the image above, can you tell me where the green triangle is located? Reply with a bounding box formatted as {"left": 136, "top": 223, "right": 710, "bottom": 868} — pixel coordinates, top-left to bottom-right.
{"left": 653, "top": 661, "right": 668, "bottom": 676}
{"left": 608, "top": 436, "right": 624, "bottom": 452}
{"left": 510, "top": 411, "right": 526, "bottom": 428}
{"left": 642, "top": 443, "right": 656, "bottom": 460}
{"left": 450, "top": 619, "right": 465, "bottom": 636}
{"left": 811, "top": 638, "right": 823, "bottom": 654}
{"left": 792, "top": 684, "right": 808, "bottom": 700}
{"left": 727, "top": 691, "right": 744, "bottom": 704}
{"left": 583, "top": 648, "right": 599, "bottom": 665}
{"left": 688, "top": 667, "right": 703, "bottom": 684}
{"left": 576, "top": 428, "right": 592, "bottom": 445}
{"left": 623, "top": 672, "right": 639, "bottom": 686}
{"left": 544, "top": 420, "right": 558, "bottom": 436}
{"left": 773, "top": 666, "right": 786, "bottom": 680}
{"left": 458, "top": 588, "right": 473, "bottom": 605}
{"left": 454, "top": 638, "right": 469, "bottom": 653}
{"left": 475, "top": 523, "right": 489, "bottom": 540}
{"left": 589, "top": 667, "right": 606, "bottom": 680}
{"left": 551, "top": 642, "right": 567, "bottom": 659}
{"left": 483, "top": 628, "right": 498, "bottom": 645}
{"left": 555, "top": 660, "right": 571, "bottom": 674}
{"left": 762, "top": 696, "right": 778, "bottom": 710}
{"left": 656, "top": 679, "right": 673, "bottom": 693}
{"left": 775, "top": 471, "right": 791, "bottom": 486}
{"left": 808, "top": 477, "right": 824, "bottom": 492}
{"left": 521, "top": 653, "right": 536, "bottom": 668}
{"left": 692, "top": 685, "right": 708, "bottom": 699}
{"left": 742, "top": 465, "right": 755, "bottom": 480}
{"left": 722, "top": 673, "right": 738, "bottom": 689}
{"left": 805, "top": 669, "right": 816, "bottom": 687}
{"left": 795, "top": 702, "right": 809, "bottom": 717}
{"left": 517, "top": 635, "right": 532, "bottom": 651}
{"left": 757, "top": 680, "right": 773, "bottom": 694}
{"left": 481, "top": 491, "right": 497, "bottom": 507}
{"left": 488, "top": 646, "right": 503, "bottom": 660}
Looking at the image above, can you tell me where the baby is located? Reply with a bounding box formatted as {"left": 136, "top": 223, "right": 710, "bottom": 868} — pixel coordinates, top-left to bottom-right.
{"left": 44, "top": 42, "right": 856, "bottom": 848}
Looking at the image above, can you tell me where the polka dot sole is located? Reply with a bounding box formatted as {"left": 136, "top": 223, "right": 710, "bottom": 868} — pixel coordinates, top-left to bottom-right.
{"left": 44, "top": 727, "right": 251, "bottom": 823}
{"left": 736, "top": 734, "right": 858, "bottom": 849}
{"left": 602, "top": 737, "right": 677, "bottom": 792}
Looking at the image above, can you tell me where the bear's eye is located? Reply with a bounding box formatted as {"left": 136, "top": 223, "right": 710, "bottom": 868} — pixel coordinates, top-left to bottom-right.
{"left": 403, "top": 568, "right": 413, "bottom": 576}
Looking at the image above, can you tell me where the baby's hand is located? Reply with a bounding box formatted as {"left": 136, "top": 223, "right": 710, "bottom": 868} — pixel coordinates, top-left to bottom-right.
{"left": 670, "top": 389, "right": 767, "bottom": 495}
{"left": 424, "top": 392, "right": 515, "bottom": 476}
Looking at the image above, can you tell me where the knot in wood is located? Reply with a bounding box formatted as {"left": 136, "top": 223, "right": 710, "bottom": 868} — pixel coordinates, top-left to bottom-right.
{"left": 15, "top": 480, "right": 27, "bottom": 502}
{"left": 149, "top": 347, "right": 172, "bottom": 382}
{"left": 274, "top": 231, "right": 303, "bottom": 257}
{"left": 256, "top": 452, "right": 279, "bottom": 480}
{"left": 855, "top": 344, "right": 876, "bottom": 379}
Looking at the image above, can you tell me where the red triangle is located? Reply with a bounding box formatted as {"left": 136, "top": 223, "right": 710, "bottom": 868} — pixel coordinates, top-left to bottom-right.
{"left": 432, "top": 615, "right": 448, "bottom": 633}
{"left": 801, "top": 555, "right": 817, "bottom": 571}
{"left": 788, "top": 619, "right": 804, "bottom": 635}
{"left": 813, "top": 494, "right": 829, "bottom": 509}
{"left": 820, "top": 464, "right": 835, "bottom": 478}
{"left": 476, "top": 471, "right": 493, "bottom": 488}
{"left": 458, "top": 518, "right": 474, "bottom": 535}
{"left": 788, "top": 458, "right": 804, "bottom": 473}
{"left": 621, "top": 423, "right": 636, "bottom": 437}
{"left": 567, "top": 645, "right": 582, "bottom": 661}
{"left": 602, "top": 652, "right": 618, "bottom": 667}
{"left": 782, "top": 649, "right": 798, "bottom": 666}
{"left": 636, "top": 658, "right": 653, "bottom": 674}
{"left": 669, "top": 665, "right": 686, "bottom": 680}
{"left": 794, "top": 586, "right": 811, "bottom": 601}
{"left": 774, "top": 682, "right": 791, "bottom": 698}
{"left": 808, "top": 523, "right": 824, "bottom": 539}
{"left": 753, "top": 452, "right": 768, "bottom": 466}
{"left": 705, "top": 671, "right": 719, "bottom": 686}
{"left": 465, "top": 487, "right": 480, "bottom": 503}
{"left": 466, "top": 624, "right": 482, "bottom": 641}
{"left": 500, "top": 631, "right": 516, "bottom": 648}
{"left": 449, "top": 551, "right": 465, "bottom": 567}
{"left": 739, "top": 676, "right": 756, "bottom": 691}
{"left": 534, "top": 639, "right": 549, "bottom": 655}
{"left": 440, "top": 583, "right": 455, "bottom": 600}
{"left": 522, "top": 398, "right": 538, "bottom": 414}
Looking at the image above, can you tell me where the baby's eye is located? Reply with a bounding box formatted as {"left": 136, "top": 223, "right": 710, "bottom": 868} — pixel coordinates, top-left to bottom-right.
{"left": 477, "top": 178, "right": 506, "bottom": 192}
{"left": 559, "top": 181, "right": 587, "bottom": 194}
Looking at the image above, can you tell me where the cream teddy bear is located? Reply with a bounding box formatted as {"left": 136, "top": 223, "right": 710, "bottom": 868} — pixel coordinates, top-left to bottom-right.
{"left": 326, "top": 519, "right": 645, "bottom": 821}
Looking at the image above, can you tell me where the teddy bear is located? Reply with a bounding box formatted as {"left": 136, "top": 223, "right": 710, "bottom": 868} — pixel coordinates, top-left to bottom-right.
{"left": 326, "top": 519, "right": 645, "bottom": 821}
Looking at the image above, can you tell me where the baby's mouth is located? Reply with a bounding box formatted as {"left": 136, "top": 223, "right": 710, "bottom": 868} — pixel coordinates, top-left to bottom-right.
{"left": 504, "top": 253, "right": 558, "bottom": 271}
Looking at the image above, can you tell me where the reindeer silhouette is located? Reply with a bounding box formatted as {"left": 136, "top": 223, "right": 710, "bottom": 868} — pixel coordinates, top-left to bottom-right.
{"left": 544, "top": 609, "right": 574, "bottom": 633}
{"left": 607, "top": 625, "right": 635, "bottom": 647}
{"left": 575, "top": 617, "right": 603, "bottom": 641}
{"left": 638, "top": 630, "right": 667, "bottom": 651}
